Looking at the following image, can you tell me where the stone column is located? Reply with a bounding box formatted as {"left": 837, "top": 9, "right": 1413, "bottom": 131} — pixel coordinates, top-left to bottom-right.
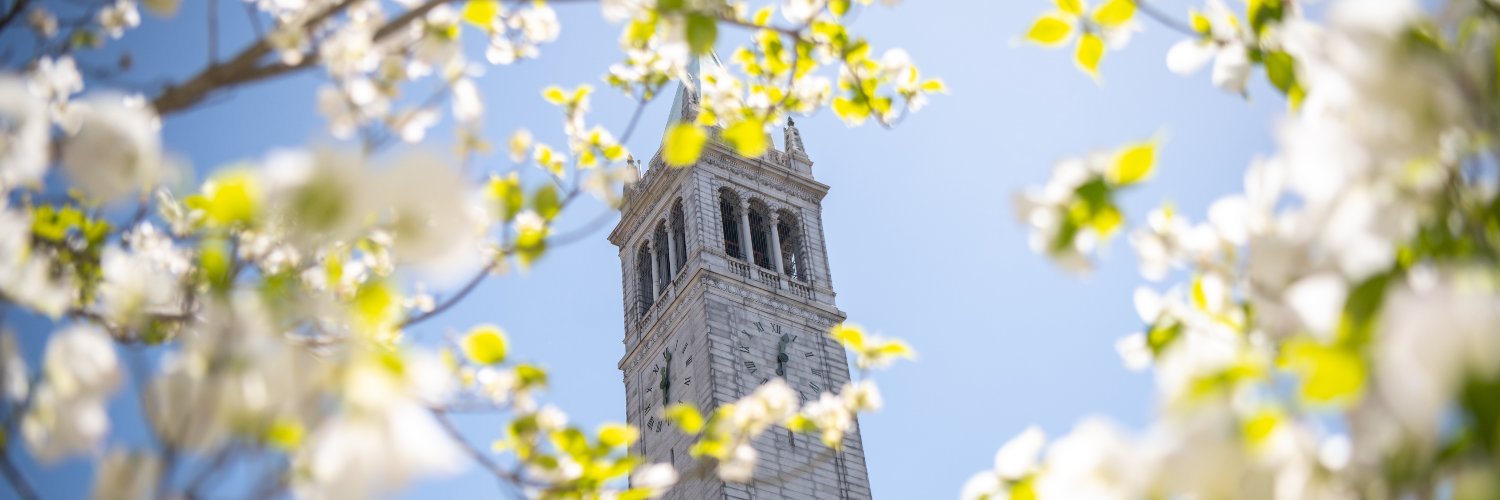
{"left": 738, "top": 199, "right": 753, "bottom": 262}
{"left": 769, "top": 210, "right": 784, "bottom": 275}
{"left": 647, "top": 238, "right": 660, "bottom": 297}
{"left": 665, "top": 224, "right": 678, "bottom": 277}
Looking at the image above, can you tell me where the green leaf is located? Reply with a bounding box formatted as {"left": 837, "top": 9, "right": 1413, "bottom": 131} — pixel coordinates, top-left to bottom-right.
{"left": 686, "top": 14, "right": 717, "bottom": 56}
{"left": 486, "top": 173, "right": 524, "bottom": 222}
{"left": 662, "top": 124, "right": 707, "bottom": 167}
{"left": 532, "top": 184, "right": 561, "bottom": 221}
{"left": 462, "top": 325, "right": 509, "bottom": 365}
{"left": 1248, "top": 0, "right": 1283, "bottom": 35}
{"left": 1263, "top": 50, "right": 1297, "bottom": 94}
{"left": 199, "top": 238, "right": 232, "bottom": 293}
{"left": 1337, "top": 272, "right": 1390, "bottom": 348}
{"left": 515, "top": 363, "right": 549, "bottom": 388}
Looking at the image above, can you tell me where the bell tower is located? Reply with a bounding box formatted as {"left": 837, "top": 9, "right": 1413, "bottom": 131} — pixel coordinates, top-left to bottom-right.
{"left": 608, "top": 64, "right": 873, "bottom": 499}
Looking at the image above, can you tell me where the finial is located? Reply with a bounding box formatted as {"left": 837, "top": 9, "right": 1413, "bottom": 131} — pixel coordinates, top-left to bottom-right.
{"left": 783, "top": 115, "right": 806, "bottom": 157}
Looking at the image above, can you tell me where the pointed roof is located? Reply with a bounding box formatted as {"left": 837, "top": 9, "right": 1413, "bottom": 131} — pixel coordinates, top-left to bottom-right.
{"left": 663, "top": 52, "right": 723, "bottom": 132}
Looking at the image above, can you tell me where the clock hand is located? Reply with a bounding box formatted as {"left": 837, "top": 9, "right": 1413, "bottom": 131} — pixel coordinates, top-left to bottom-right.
{"left": 776, "top": 333, "right": 791, "bottom": 377}
{"left": 659, "top": 351, "right": 672, "bottom": 405}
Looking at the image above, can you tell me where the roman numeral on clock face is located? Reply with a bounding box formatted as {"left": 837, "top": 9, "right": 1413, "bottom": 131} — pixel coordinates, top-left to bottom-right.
{"left": 738, "top": 344, "right": 750, "bottom": 353}
{"left": 808, "top": 381, "right": 821, "bottom": 393}
{"left": 811, "top": 368, "right": 825, "bottom": 376}
{"left": 754, "top": 321, "right": 764, "bottom": 332}
{"left": 744, "top": 361, "right": 757, "bottom": 373}
{"left": 804, "top": 352, "right": 815, "bottom": 358}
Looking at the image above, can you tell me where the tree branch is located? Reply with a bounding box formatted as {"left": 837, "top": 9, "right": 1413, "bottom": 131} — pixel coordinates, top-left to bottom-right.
{"left": 0, "top": 450, "right": 37, "bottom": 500}
{"left": 0, "top": 0, "right": 32, "bottom": 35}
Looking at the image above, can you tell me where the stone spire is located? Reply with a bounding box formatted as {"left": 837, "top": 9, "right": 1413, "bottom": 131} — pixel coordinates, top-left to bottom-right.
{"left": 663, "top": 53, "right": 723, "bottom": 132}
{"left": 784, "top": 116, "right": 807, "bottom": 157}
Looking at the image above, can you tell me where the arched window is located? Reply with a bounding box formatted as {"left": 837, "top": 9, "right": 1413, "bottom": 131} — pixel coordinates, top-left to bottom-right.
{"left": 636, "top": 243, "right": 654, "bottom": 315}
{"left": 670, "top": 199, "right": 687, "bottom": 272}
{"left": 654, "top": 222, "right": 671, "bottom": 294}
{"left": 777, "top": 209, "right": 805, "bottom": 280}
{"left": 718, "top": 189, "right": 742, "bottom": 259}
{"left": 747, "top": 200, "right": 772, "bottom": 270}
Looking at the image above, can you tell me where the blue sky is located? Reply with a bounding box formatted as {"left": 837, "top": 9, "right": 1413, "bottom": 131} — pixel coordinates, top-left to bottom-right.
{"left": 6, "top": 0, "right": 1289, "bottom": 497}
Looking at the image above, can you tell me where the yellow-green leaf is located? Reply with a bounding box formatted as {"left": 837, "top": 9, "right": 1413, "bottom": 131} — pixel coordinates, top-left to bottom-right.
{"left": 1075, "top": 33, "right": 1104, "bottom": 77}
{"left": 723, "top": 119, "right": 768, "bottom": 158}
{"left": 686, "top": 13, "right": 716, "bottom": 56}
{"left": 462, "top": 324, "right": 509, "bottom": 365}
{"left": 1092, "top": 0, "right": 1136, "bottom": 28}
{"left": 1025, "top": 14, "right": 1073, "bottom": 46}
{"left": 532, "top": 184, "right": 561, "bottom": 221}
{"left": 1190, "top": 10, "right": 1212, "bottom": 34}
{"left": 829, "top": 323, "right": 866, "bottom": 351}
{"left": 1241, "top": 409, "right": 1282, "bottom": 448}
{"left": 831, "top": 97, "right": 871, "bottom": 125}
{"left": 753, "top": 6, "right": 773, "bottom": 26}
{"left": 461, "top": 0, "right": 500, "bottom": 29}
{"left": 541, "top": 86, "right": 568, "bottom": 105}
{"left": 202, "top": 170, "right": 261, "bottom": 228}
{"left": 486, "top": 173, "right": 524, "bottom": 222}
{"left": 1283, "top": 340, "right": 1365, "bottom": 405}
{"left": 1056, "top": 0, "right": 1085, "bottom": 16}
{"left": 1106, "top": 141, "right": 1156, "bottom": 185}
{"left": 353, "top": 279, "right": 402, "bottom": 342}
{"left": 265, "top": 419, "right": 305, "bottom": 451}
{"left": 662, "top": 124, "right": 707, "bottom": 167}
{"left": 597, "top": 423, "right": 640, "bottom": 447}
{"left": 664, "top": 404, "right": 704, "bottom": 434}
{"left": 1090, "top": 205, "right": 1123, "bottom": 235}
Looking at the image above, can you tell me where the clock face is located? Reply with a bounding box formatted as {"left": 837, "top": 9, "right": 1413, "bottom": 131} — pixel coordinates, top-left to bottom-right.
{"left": 639, "top": 336, "right": 701, "bottom": 434}
{"left": 733, "top": 313, "right": 833, "bottom": 403}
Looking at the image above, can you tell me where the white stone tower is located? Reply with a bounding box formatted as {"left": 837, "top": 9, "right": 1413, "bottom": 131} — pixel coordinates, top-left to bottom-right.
{"left": 608, "top": 66, "right": 874, "bottom": 499}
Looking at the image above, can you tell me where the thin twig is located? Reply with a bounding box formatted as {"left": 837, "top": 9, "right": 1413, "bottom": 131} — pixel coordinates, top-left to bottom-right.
{"left": 0, "top": 0, "right": 32, "bottom": 35}
{"left": 399, "top": 256, "right": 500, "bottom": 328}
{"left": 0, "top": 450, "right": 37, "bottom": 500}
{"left": 1128, "top": 0, "right": 1199, "bottom": 38}
{"left": 431, "top": 409, "right": 528, "bottom": 499}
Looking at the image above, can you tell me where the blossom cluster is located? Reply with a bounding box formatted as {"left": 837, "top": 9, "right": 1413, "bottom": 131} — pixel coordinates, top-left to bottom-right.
{"left": 0, "top": 0, "right": 931, "bottom": 498}
{"left": 992, "top": 0, "right": 1500, "bottom": 498}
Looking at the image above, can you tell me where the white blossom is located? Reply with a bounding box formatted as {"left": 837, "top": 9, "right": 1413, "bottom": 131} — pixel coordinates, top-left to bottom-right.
{"left": 0, "top": 75, "right": 50, "bottom": 190}
{"left": 97, "top": 0, "right": 141, "bottom": 39}
{"left": 91, "top": 450, "right": 161, "bottom": 500}
{"left": 60, "top": 94, "right": 165, "bottom": 202}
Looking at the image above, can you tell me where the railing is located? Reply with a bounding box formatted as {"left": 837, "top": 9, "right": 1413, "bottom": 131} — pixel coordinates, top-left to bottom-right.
{"left": 713, "top": 250, "right": 818, "bottom": 302}
{"left": 756, "top": 268, "right": 781, "bottom": 289}
{"left": 787, "top": 280, "right": 814, "bottom": 300}
{"left": 728, "top": 259, "right": 751, "bottom": 280}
